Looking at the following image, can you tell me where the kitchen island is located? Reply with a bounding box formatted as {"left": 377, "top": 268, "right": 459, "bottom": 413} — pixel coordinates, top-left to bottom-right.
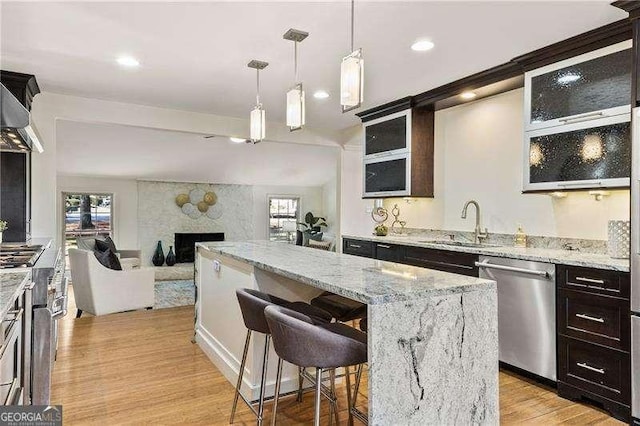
{"left": 194, "top": 241, "right": 498, "bottom": 424}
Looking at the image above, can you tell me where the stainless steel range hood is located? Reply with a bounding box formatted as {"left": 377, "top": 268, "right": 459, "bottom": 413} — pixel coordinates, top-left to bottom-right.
{"left": 1, "top": 83, "right": 43, "bottom": 153}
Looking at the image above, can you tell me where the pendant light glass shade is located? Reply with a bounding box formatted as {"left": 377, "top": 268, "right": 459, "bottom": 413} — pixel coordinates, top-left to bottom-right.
{"left": 250, "top": 105, "right": 265, "bottom": 143}
{"left": 286, "top": 83, "right": 305, "bottom": 130}
{"left": 341, "top": 49, "right": 364, "bottom": 111}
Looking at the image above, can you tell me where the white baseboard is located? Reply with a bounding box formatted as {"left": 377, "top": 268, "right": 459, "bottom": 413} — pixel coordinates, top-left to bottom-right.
{"left": 195, "top": 327, "right": 301, "bottom": 401}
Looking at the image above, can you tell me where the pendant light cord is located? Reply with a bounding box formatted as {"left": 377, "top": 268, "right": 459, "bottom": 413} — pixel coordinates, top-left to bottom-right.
{"left": 256, "top": 68, "right": 260, "bottom": 106}
{"left": 294, "top": 41, "right": 298, "bottom": 82}
{"left": 350, "top": 0, "right": 355, "bottom": 52}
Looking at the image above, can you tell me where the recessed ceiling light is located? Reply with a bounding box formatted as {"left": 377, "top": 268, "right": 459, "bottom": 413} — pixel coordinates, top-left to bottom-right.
{"left": 116, "top": 56, "right": 140, "bottom": 68}
{"left": 460, "top": 91, "right": 477, "bottom": 100}
{"left": 313, "top": 90, "right": 330, "bottom": 99}
{"left": 229, "top": 137, "right": 247, "bottom": 143}
{"left": 411, "top": 40, "right": 435, "bottom": 52}
{"left": 557, "top": 73, "right": 580, "bottom": 84}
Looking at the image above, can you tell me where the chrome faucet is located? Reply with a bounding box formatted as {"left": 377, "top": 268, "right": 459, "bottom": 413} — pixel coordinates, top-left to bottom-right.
{"left": 461, "top": 200, "right": 488, "bottom": 244}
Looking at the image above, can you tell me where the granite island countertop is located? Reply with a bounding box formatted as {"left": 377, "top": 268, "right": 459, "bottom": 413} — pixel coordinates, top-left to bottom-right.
{"left": 0, "top": 270, "right": 30, "bottom": 319}
{"left": 197, "top": 241, "right": 495, "bottom": 304}
{"left": 343, "top": 234, "right": 630, "bottom": 272}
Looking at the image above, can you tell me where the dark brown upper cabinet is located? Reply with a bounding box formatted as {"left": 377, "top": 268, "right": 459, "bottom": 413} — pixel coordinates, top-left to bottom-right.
{"left": 361, "top": 106, "right": 434, "bottom": 199}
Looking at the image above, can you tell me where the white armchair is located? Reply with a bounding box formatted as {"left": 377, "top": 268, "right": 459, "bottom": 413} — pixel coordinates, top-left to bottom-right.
{"left": 68, "top": 248, "right": 155, "bottom": 317}
{"left": 75, "top": 236, "right": 141, "bottom": 270}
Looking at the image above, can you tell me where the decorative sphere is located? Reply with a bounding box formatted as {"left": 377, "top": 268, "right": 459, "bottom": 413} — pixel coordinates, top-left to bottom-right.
{"left": 175, "top": 194, "right": 189, "bottom": 207}
{"left": 203, "top": 191, "right": 217, "bottom": 205}
{"left": 197, "top": 201, "right": 209, "bottom": 213}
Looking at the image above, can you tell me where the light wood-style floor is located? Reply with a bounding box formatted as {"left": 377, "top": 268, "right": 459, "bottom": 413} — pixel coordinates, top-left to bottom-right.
{"left": 52, "top": 295, "right": 623, "bottom": 425}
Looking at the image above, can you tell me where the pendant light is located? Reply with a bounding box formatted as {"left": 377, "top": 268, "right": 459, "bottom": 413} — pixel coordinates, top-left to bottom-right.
{"left": 248, "top": 60, "right": 268, "bottom": 143}
{"left": 341, "top": 0, "right": 364, "bottom": 113}
{"left": 283, "top": 28, "right": 309, "bottom": 131}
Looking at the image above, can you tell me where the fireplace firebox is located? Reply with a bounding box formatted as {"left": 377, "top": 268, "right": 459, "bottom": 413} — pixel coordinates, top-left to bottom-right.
{"left": 175, "top": 232, "right": 224, "bottom": 263}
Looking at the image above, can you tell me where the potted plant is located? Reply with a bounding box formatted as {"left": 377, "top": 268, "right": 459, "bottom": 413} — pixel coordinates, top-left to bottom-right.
{"left": 297, "top": 212, "right": 327, "bottom": 246}
{"left": 0, "top": 220, "right": 7, "bottom": 243}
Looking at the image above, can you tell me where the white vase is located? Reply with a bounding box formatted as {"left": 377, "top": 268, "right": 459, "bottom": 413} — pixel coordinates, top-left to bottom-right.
{"left": 0, "top": 232, "right": 3, "bottom": 243}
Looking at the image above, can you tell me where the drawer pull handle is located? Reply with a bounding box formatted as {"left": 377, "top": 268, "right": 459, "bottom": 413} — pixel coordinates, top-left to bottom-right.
{"left": 377, "top": 244, "right": 391, "bottom": 249}
{"left": 577, "top": 362, "right": 605, "bottom": 374}
{"left": 350, "top": 244, "right": 362, "bottom": 249}
{"left": 574, "top": 277, "right": 605, "bottom": 285}
{"left": 575, "top": 313, "right": 605, "bottom": 323}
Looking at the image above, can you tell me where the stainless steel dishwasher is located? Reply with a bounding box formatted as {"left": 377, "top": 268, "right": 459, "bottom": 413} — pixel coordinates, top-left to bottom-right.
{"left": 477, "top": 256, "right": 556, "bottom": 381}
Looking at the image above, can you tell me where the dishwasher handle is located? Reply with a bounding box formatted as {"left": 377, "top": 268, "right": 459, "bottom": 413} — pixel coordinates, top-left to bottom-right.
{"left": 475, "top": 260, "right": 550, "bottom": 278}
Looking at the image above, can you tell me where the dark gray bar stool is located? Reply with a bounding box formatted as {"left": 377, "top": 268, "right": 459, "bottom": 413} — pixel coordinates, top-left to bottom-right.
{"left": 231, "top": 288, "right": 332, "bottom": 425}
{"left": 265, "top": 305, "right": 368, "bottom": 426}
{"left": 311, "top": 291, "right": 367, "bottom": 322}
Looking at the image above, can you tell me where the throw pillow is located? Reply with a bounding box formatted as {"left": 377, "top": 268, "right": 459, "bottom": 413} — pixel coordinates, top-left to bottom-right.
{"left": 308, "top": 232, "right": 323, "bottom": 242}
{"left": 94, "top": 248, "right": 122, "bottom": 271}
{"left": 308, "top": 239, "right": 331, "bottom": 251}
{"left": 94, "top": 236, "right": 117, "bottom": 253}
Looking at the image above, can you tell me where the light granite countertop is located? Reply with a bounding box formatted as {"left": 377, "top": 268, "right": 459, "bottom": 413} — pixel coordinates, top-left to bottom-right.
{"left": 0, "top": 270, "right": 30, "bottom": 319}
{"left": 197, "top": 241, "right": 495, "bottom": 304}
{"left": 343, "top": 234, "right": 630, "bottom": 272}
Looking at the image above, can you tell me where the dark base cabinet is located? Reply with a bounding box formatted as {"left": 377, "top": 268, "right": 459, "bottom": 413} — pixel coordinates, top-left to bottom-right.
{"left": 341, "top": 238, "right": 479, "bottom": 277}
{"left": 373, "top": 243, "right": 404, "bottom": 262}
{"left": 556, "top": 265, "right": 631, "bottom": 423}
{"left": 342, "top": 238, "right": 375, "bottom": 258}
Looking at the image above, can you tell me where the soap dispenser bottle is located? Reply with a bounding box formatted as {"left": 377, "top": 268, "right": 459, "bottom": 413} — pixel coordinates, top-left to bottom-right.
{"left": 514, "top": 225, "right": 527, "bottom": 248}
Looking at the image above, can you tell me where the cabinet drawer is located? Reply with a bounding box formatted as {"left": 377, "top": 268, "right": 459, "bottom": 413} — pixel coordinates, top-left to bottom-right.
{"left": 342, "top": 239, "right": 374, "bottom": 258}
{"left": 558, "top": 336, "right": 630, "bottom": 404}
{"left": 403, "top": 246, "right": 478, "bottom": 277}
{"left": 374, "top": 243, "right": 404, "bottom": 262}
{"left": 558, "top": 288, "right": 630, "bottom": 351}
{"left": 557, "top": 265, "right": 630, "bottom": 299}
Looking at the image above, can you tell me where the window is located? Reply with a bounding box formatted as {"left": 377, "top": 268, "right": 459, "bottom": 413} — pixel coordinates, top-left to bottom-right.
{"left": 268, "top": 197, "right": 300, "bottom": 242}
{"left": 62, "top": 193, "right": 113, "bottom": 269}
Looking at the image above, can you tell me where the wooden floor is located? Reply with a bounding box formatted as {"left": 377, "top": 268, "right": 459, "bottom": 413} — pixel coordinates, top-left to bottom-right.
{"left": 52, "top": 298, "right": 623, "bottom": 425}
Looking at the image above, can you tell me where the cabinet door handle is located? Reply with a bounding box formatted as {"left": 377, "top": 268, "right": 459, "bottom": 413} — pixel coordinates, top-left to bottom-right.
{"left": 558, "top": 111, "right": 605, "bottom": 124}
{"left": 577, "top": 362, "right": 605, "bottom": 374}
{"left": 574, "top": 277, "right": 605, "bottom": 285}
{"left": 575, "top": 313, "right": 605, "bottom": 323}
{"left": 377, "top": 244, "right": 391, "bottom": 249}
{"left": 558, "top": 181, "right": 603, "bottom": 187}
{"left": 349, "top": 244, "right": 362, "bottom": 249}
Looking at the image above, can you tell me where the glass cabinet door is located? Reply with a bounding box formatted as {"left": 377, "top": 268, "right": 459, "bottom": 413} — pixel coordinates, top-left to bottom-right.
{"left": 525, "top": 117, "right": 631, "bottom": 191}
{"left": 364, "top": 110, "right": 410, "bottom": 157}
{"left": 526, "top": 41, "right": 631, "bottom": 131}
{"left": 364, "top": 155, "right": 409, "bottom": 197}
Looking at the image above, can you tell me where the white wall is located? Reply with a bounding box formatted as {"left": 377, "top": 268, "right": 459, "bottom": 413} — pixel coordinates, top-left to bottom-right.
{"left": 340, "top": 146, "right": 376, "bottom": 237}
{"left": 56, "top": 175, "right": 139, "bottom": 248}
{"left": 31, "top": 92, "right": 342, "bottom": 244}
{"left": 382, "top": 88, "right": 630, "bottom": 240}
{"left": 252, "top": 185, "right": 324, "bottom": 240}
{"left": 322, "top": 177, "right": 338, "bottom": 236}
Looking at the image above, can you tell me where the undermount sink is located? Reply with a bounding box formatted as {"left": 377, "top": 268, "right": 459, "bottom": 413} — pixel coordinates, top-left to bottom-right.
{"left": 417, "top": 240, "right": 501, "bottom": 248}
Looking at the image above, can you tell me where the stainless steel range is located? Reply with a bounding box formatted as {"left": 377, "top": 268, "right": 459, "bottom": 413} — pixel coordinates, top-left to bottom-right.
{"left": 0, "top": 240, "right": 67, "bottom": 405}
{"left": 0, "top": 244, "right": 44, "bottom": 269}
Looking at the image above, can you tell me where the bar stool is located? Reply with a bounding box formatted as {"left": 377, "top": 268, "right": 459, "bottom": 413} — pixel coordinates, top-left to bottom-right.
{"left": 230, "top": 288, "right": 332, "bottom": 425}
{"left": 310, "top": 291, "right": 367, "bottom": 322}
{"left": 265, "top": 305, "right": 368, "bottom": 426}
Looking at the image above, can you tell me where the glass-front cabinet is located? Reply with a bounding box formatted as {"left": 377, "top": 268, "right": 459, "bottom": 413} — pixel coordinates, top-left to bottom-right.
{"left": 524, "top": 115, "right": 631, "bottom": 191}
{"left": 364, "top": 109, "right": 411, "bottom": 158}
{"left": 525, "top": 40, "right": 631, "bottom": 132}
{"left": 523, "top": 40, "right": 632, "bottom": 191}
{"left": 363, "top": 108, "right": 414, "bottom": 197}
{"left": 363, "top": 154, "right": 411, "bottom": 197}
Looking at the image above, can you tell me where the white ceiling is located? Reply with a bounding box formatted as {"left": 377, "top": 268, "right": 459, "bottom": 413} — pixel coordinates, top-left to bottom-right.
{"left": 1, "top": 1, "right": 627, "bottom": 131}
{"left": 56, "top": 120, "right": 340, "bottom": 186}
